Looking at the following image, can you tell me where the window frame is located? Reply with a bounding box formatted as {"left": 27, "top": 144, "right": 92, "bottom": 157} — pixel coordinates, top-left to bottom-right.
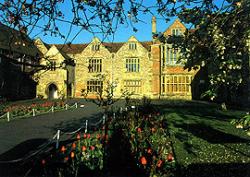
{"left": 123, "top": 80, "right": 142, "bottom": 94}
{"left": 172, "top": 28, "right": 182, "bottom": 36}
{"left": 91, "top": 44, "right": 100, "bottom": 51}
{"left": 88, "top": 58, "right": 102, "bottom": 73}
{"left": 128, "top": 43, "right": 137, "bottom": 50}
{"left": 125, "top": 58, "right": 140, "bottom": 72}
{"left": 86, "top": 80, "right": 103, "bottom": 93}
{"left": 161, "top": 75, "right": 192, "bottom": 94}
{"left": 162, "top": 45, "right": 180, "bottom": 66}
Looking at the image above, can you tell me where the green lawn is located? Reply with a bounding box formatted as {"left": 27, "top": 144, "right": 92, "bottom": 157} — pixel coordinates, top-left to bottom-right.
{"left": 158, "top": 101, "right": 250, "bottom": 177}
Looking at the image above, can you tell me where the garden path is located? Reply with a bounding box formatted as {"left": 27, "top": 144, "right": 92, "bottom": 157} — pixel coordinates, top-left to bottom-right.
{"left": 0, "top": 100, "right": 106, "bottom": 158}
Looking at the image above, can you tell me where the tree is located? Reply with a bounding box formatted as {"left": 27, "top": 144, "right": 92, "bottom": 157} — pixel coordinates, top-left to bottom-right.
{"left": 0, "top": 0, "right": 249, "bottom": 102}
{"left": 175, "top": 0, "right": 250, "bottom": 103}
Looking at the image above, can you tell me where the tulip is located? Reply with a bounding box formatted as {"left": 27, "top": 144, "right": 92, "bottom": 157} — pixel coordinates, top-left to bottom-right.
{"left": 72, "top": 143, "right": 76, "bottom": 149}
{"left": 76, "top": 133, "right": 80, "bottom": 140}
{"left": 167, "top": 153, "right": 174, "bottom": 162}
{"left": 83, "top": 134, "right": 87, "bottom": 138}
{"left": 82, "top": 146, "right": 87, "bottom": 151}
{"left": 90, "top": 145, "right": 95, "bottom": 151}
{"left": 157, "top": 159, "right": 163, "bottom": 167}
{"left": 61, "top": 146, "right": 66, "bottom": 153}
{"left": 147, "top": 148, "right": 152, "bottom": 154}
{"left": 87, "top": 134, "right": 91, "bottom": 139}
{"left": 140, "top": 156, "right": 147, "bottom": 165}
{"left": 137, "top": 127, "right": 142, "bottom": 133}
{"left": 70, "top": 152, "right": 75, "bottom": 159}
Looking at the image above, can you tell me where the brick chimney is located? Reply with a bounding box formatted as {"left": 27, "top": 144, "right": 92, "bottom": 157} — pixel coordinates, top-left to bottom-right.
{"left": 152, "top": 16, "right": 156, "bottom": 35}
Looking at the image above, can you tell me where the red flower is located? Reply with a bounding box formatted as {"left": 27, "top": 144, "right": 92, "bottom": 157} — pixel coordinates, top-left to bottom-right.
{"left": 61, "top": 146, "right": 66, "bottom": 153}
{"left": 72, "top": 143, "right": 76, "bottom": 149}
{"left": 76, "top": 133, "right": 80, "bottom": 140}
{"left": 87, "top": 134, "right": 91, "bottom": 139}
{"left": 147, "top": 148, "right": 152, "bottom": 154}
{"left": 70, "top": 152, "right": 75, "bottom": 159}
{"left": 82, "top": 146, "right": 87, "bottom": 151}
{"left": 167, "top": 153, "right": 174, "bottom": 162}
{"left": 137, "top": 127, "right": 142, "bottom": 133}
{"left": 157, "top": 159, "right": 163, "bottom": 168}
{"left": 140, "top": 156, "right": 147, "bottom": 165}
{"left": 90, "top": 146, "right": 95, "bottom": 151}
{"left": 83, "top": 134, "right": 87, "bottom": 138}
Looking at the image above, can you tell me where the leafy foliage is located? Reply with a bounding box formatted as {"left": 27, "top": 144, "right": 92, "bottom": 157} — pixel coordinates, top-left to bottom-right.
{"left": 173, "top": 0, "right": 250, "bottom": 100}
{"left": 231, "top": 112, "right": 250, "bottom": 130}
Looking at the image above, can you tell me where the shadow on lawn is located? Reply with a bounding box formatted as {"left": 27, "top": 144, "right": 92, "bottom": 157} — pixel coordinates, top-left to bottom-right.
{"left": 176, "top": 123, "right": 249, "bottom": 144}
{"left": 157, "top": 103, "right": 242, "bottom": 121}
{"left": 177, "top": 163, "right": 250, "bottom": 177}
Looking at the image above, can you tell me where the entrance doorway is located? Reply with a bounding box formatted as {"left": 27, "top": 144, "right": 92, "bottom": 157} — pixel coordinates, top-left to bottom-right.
{"left": 48, "top": 83, "right": 58, "bottom": 99}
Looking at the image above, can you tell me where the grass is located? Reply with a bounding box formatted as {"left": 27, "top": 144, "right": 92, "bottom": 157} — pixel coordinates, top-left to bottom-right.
{"left": 157, "top": 101, "right": 250, "bottom": 177}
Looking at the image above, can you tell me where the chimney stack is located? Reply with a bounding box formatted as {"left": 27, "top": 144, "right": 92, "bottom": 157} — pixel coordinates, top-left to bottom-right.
{"left": 152, "top": 16, "right": 156, "bottom": 35}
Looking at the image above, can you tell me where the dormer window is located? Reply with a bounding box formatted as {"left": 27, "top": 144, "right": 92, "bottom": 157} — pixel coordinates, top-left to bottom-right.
{"left": 92, "top": 44, "right": 100, "bottom": 51}
{"left": 129, "top": 43, "right": 137, "bottom": 50}
{"left": 172, "top": 29, "right": 182, "bottom": 36}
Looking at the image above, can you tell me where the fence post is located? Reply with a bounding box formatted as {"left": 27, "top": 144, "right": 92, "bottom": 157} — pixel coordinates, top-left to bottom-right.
{"left": 85, "top": 120, "right": 88, "bottom": 133}
{"left": 56, "top": 130, "right": 60, "bottom": 149}
{"left": 32, "top": 109, "right": 35, "bottom": 117}
{"left": 7, "top": 112, "right": 10, "bottom": 122}
{"left": 102, "top": 115, "right": 106, "bottom": 125}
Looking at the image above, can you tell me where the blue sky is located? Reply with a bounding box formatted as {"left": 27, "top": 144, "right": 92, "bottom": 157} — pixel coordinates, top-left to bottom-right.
{"left": 2, "top": 0, "right": 224, "bottom": 44}
{"left": 28, "top": 1, "right": 180, "bottom": 44}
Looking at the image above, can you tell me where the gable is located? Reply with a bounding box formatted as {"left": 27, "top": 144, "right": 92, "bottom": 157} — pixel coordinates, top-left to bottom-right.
{"left": 45, "top": 45, "right": 65, "bottom": 63}
{"left": 81, "top": 37, "right": 111, "bottom": 55}
{"left": 116, "top": 36, "right": 150, "bottom": 54}
{"left": 163, "top": 19, "right": 186, "bottom": 36}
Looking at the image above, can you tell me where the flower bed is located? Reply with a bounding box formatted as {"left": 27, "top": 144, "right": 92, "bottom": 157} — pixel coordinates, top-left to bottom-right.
{"left": 38, "top": 106, "right": 176, "bottom": 177}
{"left": 110, "top": 110, "right": 176, "bottom": 177}
{"left": 41, "top": 130, "right": 110, "bottom": 177}
{"left": 0, "top": 100, "right": 67, "bottom": 120}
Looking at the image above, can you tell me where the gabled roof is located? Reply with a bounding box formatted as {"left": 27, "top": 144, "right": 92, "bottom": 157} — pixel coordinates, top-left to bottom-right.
{"left": 102, "top": 42, "right": 125, "bottom": 53}
{"left": 141, "top": 41, "right": 153, "bottom": 51}
{"left": 51, "top": 40, "right": 152, "bottom": 54}
{"left": 54, "top": 44, "right": 88, "bottom": 54}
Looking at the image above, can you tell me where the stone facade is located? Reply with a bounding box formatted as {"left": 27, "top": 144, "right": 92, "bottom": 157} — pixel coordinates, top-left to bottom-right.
{"left": 35, "top": 18, "right": 197, "bottom": 100}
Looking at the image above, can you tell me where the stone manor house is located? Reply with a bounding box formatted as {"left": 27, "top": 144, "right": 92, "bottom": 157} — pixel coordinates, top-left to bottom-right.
{"left": 35, "top": 18, "right": 199, "bottom": 100}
